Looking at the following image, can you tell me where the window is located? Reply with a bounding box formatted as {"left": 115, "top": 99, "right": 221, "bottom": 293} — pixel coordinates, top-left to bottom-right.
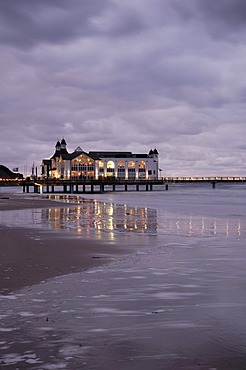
{"left": 107, "top": 161, "right": 115, "bottom": 169}
{"left": 128, "top": 160, "right": 135, "bottom": 169}
{"left": 118, "top": 160, "right": 125, "bottom": 169}
{"left": 138, "top": 161, "right": 146, "bottom": 169}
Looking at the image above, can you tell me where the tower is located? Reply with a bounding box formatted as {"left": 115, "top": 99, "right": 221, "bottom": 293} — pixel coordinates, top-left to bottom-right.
{"left": 60, "top": 138, "right": 67, "bottom": 151}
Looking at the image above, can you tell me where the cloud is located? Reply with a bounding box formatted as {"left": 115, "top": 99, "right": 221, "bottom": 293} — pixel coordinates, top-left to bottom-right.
{"left": 1, "top": 0, "right": 246, "bottom": 176}
{"left": 0, "top": 0, "right": 107, "bottom": 48}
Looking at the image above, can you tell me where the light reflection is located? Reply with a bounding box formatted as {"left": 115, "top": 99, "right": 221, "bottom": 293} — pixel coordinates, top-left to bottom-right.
{"left": 157, "top": 210, "right": 243, "bottom": 238}
{"left": 43, "top": 195, "right": 246, "bottom": 237}
{"left": 238, "top": 221, "right": 241, "bottom": 236}
{"left": 0, "top": 195, "right": 244, "bottom": 240}
{"left": 42, "top": 196, "right": 157, "bottom": 237}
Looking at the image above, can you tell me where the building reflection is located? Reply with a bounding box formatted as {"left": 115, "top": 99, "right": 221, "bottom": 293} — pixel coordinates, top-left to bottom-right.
{"left": 158, "top": 212, "right": 243, "bottom": 238}
{"left": 41, "top": 195, "right": 245, "bottom": 239}
{"left": 41, "top": 197, "right": 157, "bottom": 237}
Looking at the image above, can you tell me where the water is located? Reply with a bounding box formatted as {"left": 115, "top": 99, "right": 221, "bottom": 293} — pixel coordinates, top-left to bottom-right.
{"left": 0, "top": 183, "right": 245, "bottom": 240}
{"left": 0, "top": 186, "right": 21, "bottom": 194}
{"left": 1, "top": 183, "right": 246, "bottom": 369}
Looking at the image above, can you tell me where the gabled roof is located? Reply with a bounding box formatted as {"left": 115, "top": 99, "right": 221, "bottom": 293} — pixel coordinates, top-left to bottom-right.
{"left": 51, "top": 147, "right": 69, "bottom": 159}
{"left": 55, "top": 150, "right": 96, "bottom": 161}
{"left": 47, "top": 140, "right": 157, "bottom": 162}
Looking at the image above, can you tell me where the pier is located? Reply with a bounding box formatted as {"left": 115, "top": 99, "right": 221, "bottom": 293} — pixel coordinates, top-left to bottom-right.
{"left": 20, "top": 176, "right": 246, "bottom": 193}
{"left": 21, "top": 178, "right": 166, "bottom": 194}
{"left": 1, "top": 176, "right": 246, "bottom": 193}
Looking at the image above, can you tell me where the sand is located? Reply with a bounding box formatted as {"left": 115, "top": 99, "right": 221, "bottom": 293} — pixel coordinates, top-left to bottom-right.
{"left": 0, "top": 193, "right": 132, "bottom": 294}
{"left": 2, "top": 191, "right": 246, "bottom": 369}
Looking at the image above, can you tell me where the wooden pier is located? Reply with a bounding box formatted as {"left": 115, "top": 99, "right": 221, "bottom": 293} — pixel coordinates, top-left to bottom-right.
{"left": 1, "top": 176, "right": 246, "bottom": 193}
{"left": 21, "top": 178, "right": 167, "bottom": 194}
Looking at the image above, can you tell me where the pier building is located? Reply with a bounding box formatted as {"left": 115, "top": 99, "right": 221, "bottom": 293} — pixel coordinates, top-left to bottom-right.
{"left": 41, "top": 139, "right": 159, "bottom": 181}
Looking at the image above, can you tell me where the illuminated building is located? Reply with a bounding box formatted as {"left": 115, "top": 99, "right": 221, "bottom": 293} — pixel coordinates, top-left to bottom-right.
{"left": 41, "top": 138, "right": 159, "bottom": 180}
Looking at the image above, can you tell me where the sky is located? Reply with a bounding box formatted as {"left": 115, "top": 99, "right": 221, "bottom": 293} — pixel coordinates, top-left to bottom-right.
{"left": 1, "top": 0, "right": 246, "bottom": 177}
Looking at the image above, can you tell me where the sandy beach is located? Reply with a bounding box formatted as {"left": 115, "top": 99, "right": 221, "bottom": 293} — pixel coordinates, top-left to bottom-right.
{"left": 2, "top": 187, "right": 246, "bottom": 369}
{"left": 0, "top": 194, "right": 134, "bottom": 294}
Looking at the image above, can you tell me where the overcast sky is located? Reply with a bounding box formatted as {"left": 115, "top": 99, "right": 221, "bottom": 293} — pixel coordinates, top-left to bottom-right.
{"left": 1, "top": 0, "right": 246, "bottom": 176}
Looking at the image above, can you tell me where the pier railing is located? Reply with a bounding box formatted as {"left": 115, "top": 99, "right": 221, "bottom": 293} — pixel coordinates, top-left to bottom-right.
{"left": 1, "top": 177, "right": 246, "bottom": 193}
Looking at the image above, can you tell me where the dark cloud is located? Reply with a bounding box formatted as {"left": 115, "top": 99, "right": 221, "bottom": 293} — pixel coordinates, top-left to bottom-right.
{"left": 173, "top": 0, "right": 246, "bottom": 42}
{"left": 198, "top": 0, "right": 246, "bottom": 27}
{"left": 0, "top": 0, "right": 108, "bottom": 48}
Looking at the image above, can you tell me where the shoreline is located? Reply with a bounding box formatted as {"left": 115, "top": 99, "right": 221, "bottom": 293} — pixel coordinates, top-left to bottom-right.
{"left": 0, "top": 193, "right": 147, "bottom": 294}
{"left": 2, "top": 189, "right": 246, "bottom": 368}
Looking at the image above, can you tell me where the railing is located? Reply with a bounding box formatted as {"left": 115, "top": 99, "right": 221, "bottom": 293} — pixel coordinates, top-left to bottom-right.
{"left": 1, "top": 176, "right": 246, "bottom": 186}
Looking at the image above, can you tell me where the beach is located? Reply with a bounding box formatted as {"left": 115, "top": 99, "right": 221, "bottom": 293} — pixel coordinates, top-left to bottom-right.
{"left": 0, "top": 194, "right": 138, "bottom": 294}
{"left": 1, "top": 185, "right": 246, "bottom": 369}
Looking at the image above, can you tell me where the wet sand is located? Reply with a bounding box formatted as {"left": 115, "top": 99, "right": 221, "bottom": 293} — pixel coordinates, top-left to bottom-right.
{"left": 2, "top": 191, "right": 246, "bottom": 369}
{"left": 2, "top": 235, "right": 246, "bottom": 369}
{"left": 0, "top": 194, "right": 132, "bottom": 294}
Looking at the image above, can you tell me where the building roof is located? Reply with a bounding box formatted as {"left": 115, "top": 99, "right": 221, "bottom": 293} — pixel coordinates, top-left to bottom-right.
{"left": 88, "top": 151, "right": 149, "bottom": 159}
{"left": 42, "top": 159, "right": 51, "bottom": 165}
{"left": 48, "top": 140, "right": 157, "bottom": 162}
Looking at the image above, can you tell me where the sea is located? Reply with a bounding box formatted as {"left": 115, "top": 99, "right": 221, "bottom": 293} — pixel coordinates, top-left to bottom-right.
{"left": 1, "top": 183, "right": 246, "bottom": 369}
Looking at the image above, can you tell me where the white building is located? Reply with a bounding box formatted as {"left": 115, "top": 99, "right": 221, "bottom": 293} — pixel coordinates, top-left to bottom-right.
{"left": 41, "top": 139, "right": 159, "bottom": 180}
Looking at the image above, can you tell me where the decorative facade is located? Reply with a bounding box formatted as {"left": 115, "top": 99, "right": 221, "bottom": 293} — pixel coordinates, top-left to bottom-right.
{"left": 41, "top": 139, "right": 159, "bottom": 180}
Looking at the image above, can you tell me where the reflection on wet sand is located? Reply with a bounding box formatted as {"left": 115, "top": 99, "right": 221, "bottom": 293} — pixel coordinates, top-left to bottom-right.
{"left": 0, "top": 195, "right": 244, "bottom": 239}
{"left": 158, "top": 211, "right": 244, "bottom": 238}
{"left": 44, "top": 196, "right": 245, "bottom": 239}
{"left": 42, "top": 196, "right": 157, "bottom": 237}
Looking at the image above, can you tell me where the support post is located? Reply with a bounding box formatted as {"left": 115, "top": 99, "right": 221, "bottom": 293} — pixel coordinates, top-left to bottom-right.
{"left": 125, "top": 185, "right": 128, "bottom": 191}
{"left": 150, "top": 184, "right": 153, "bottom": 191}
{"left": 100, "top": 184, "right": 104, "bottom": 193}
{"left": 136, "top": 184, "right": 139, "bottom": 191}
{"left": 112, "top": 185, "right": 116, "bottom": 192}
{"left": 91, "top": 185, "right": 94, "bottom": 193}
{"left": 83, "top": 184, "right": 86, "bottom": 193}
{"left": 211, "top": 182, "right": 216, "bottom": 189}
{"left": 165, "top": 184, "right": 169, "bottom": 191}
{"left": 146, "top": 185, "right": 149, "bottom": 191}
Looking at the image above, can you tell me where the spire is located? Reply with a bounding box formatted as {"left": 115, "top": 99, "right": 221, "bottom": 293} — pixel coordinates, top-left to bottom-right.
{"left": 55, "top": 140, "right": 61, "bottom": 151}
{"left": 60, "top": 138, "right": 67, "bottom": 150}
